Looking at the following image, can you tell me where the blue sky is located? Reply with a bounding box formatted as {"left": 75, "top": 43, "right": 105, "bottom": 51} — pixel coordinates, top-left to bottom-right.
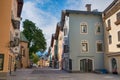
{"left": 21, "top": 0, "right": 113, "bottom": 51}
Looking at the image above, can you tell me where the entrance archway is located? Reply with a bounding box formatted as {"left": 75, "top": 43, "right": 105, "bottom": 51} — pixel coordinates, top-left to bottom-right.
{"left": 111, "top": 58, "right": 118, "bottom": 74}
{"left": 80, "top": 59, "right": 93, "bottom": 72}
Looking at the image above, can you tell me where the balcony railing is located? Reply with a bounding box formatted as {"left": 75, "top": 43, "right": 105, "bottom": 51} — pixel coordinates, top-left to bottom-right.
{"left": 106, "top": 26, "right": 111, "bottom": 31}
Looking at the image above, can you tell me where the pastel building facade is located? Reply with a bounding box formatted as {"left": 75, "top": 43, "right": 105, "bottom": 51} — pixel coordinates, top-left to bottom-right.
{"left": 103, "top": 0, "right": 120, "bottom": 74}
{"left": 0, "top": 0, "right": 23, "bottom": 79}
{"left": 61, "top": 6, "right": 104, "bottom": 72}
{"left": 16, "top": 32, "right": 29, "bottom": 69}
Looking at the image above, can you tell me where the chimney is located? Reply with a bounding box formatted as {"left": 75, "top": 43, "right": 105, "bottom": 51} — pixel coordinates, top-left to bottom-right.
{"left": 86, "top": 4, "right": 91, "bottom": 11}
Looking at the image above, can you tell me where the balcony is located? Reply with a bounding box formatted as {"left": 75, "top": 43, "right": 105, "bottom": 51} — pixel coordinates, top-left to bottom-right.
{"left": 11, "top": 19, "right": 20, "bottom": 29}
{"left": 106, "top": 26, "right": 111, "bottom": 31}
{"left": 117, "top": 43, "right": 120, "bottom": 48}
{"left": 115, "top": 19, "right": 120, "bottom": 25}
{"left": 11, "top": 11, "right": 21, "bottom": 29}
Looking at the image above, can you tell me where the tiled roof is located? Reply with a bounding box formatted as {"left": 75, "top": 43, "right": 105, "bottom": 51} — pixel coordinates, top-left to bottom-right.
{"left": 20, "top": 32, "right": 29, "bottom": 42}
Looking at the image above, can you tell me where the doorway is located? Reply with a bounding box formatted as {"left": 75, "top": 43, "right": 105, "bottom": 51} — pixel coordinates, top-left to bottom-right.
{"left": 111, "top": 58, "right": 118, "bottom": 74}
{"left": 80, "top": 59, "right": 93, "bottom": 72}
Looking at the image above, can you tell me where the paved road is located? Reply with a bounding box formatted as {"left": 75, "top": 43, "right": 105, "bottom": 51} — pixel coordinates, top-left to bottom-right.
{"left": 8, "top": 67, "right": 120, "bottom": 80}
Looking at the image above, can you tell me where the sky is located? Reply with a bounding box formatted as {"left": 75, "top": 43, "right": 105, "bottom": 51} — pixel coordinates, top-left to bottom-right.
{"left": 21, "top": 0, "right": 113, "bottom": 52}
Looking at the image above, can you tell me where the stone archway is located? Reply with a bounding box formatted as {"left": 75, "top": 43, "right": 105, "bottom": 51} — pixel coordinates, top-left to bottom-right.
{"left": 80, "top": 59, "right": 93, "bottom": 72}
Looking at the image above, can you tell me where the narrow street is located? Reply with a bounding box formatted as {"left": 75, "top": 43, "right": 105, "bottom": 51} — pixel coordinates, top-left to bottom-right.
{"left": 8, "top": 67, "right": 120, "bottom": 80}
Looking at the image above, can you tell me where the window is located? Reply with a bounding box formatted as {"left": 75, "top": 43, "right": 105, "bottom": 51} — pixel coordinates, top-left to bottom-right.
{"left": 96, "top": 23, "right": 101, "bottom": 34}
{"left": 81, "top": 41, "right": 88, "bottom": 52}
{"left": 64, "top": 45, "right": 69, "bottom": 53}
{"left": 108, "top": 19, "right": 111, "bottom": 27}
{"left": 23, "top": 49, "right": 25, "bottom": 57}
{"left": 64, "top": 28, "right": 67, "bottom": 36}
{"left": 117, "top": 12, "right": 120, "bottom": 21}
{"left": 109, "top": 35, "right": 112, "bottom": 44}
{"left": 0, "top": 54, "right": 4, "bottom": 71}
{"left": 118, "top": 31, "right": 120, "bottom": 41}
{"left": 96, "top": 41, "right": 103, "bottom": 52}
{"left": 115, "top": 12, "right": 120, "bottom": 25}
{"left": 80, "top": 22, "right": 87, "bottom": 33}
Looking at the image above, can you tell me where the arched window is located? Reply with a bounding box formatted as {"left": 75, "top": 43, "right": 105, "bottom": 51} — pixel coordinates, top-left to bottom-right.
{"left": 80, "top": 22, "right": 88, "bottom": 34}
{"left": 95, "top": 23, "right": 101, "bottom": 34}
{"left": 111, "top": 58, "right": 118, "bottom": 74}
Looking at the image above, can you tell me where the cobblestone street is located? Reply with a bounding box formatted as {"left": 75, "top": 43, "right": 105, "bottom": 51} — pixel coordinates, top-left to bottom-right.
{"left": 8, "top": 67, "right": 120, "bottom": 80}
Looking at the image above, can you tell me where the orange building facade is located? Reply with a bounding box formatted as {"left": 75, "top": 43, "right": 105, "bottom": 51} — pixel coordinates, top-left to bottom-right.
{"left": 0, "top": 0, "right": 23, "bottom": 79}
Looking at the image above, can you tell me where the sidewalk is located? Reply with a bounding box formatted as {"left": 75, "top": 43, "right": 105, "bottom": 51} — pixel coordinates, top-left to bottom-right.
{"left": 8, "top": 68, "right": 33, "bottom": 80}
{"left": 7, "top": 67, "right": 120, "bottom": 80}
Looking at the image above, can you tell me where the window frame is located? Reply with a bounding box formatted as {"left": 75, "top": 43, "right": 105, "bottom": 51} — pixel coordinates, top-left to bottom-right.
{"left": 81, "top": 40, "right": 89, "bottom": 53}
{"left": 96, "top": 40, "right": 103, "bottom": 53}
{"left": 95, "top": 22, "right": 101, "bottom": 34}
{"left": 118, "top": 31, "right": 120, "bottom": 41}
{"left": 80, "top": 22, "right": 88, "bottom": 34}
{"left": 108, "top": 35, "right": 112, "bottom": 44}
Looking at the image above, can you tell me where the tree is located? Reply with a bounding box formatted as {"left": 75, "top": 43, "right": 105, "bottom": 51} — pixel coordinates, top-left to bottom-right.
{"left": 32, "top": 53, "right": 39, "bottom": 64}
{"left": 22, "top": 19, "right": 46, "bottom": 58}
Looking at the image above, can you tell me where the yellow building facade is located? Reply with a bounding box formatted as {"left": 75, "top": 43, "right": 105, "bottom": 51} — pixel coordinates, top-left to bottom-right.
{"left": 103, "top": 0, "right": 120, "bottom": 74}
{"left": 0, "top": 0, "right": 23, "bottom": 79}
{"left": 16, "top": 32, "right": 29, "bottom": 69}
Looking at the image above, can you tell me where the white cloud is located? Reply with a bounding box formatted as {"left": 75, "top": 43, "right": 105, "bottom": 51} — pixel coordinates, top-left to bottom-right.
{"left": 21, "top": 1, "right": 59, "bottom": 50}
{"left": 21, "top": 0, "right": 114, "bottom": 52}
{"left": 65, "top": 0, "right": 83, "bottom": 10}
{"left": 65, "top": 0, "right": 113, "bottom": 11}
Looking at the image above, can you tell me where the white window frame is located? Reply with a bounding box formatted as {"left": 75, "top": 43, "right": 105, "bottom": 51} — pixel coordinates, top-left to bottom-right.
{"left": 80, "top": 22, "right": 88, "bottom": 34}
{"left": 81, "top": 40, "right": 89, "bottom": 53}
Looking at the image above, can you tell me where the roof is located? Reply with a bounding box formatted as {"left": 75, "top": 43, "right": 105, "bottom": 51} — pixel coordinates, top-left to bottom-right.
{"left": 104, "top": 0, "right": 118, "bottom": 13}
{"left": 60, "top": 9, "right": 102, "bottom": 29}
{"left": 20, "top": 32, "right": 29, "bottom": 42}
{"left": 103, "top": 0, "right": 120, "bottom": 19}
{"left": 65, "top": 10, "right": 102, "bottom": 15}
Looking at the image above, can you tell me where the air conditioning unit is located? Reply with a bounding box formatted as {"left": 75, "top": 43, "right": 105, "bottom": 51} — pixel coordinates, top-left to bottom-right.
{"left": 13, "top": 46, "right": 20, "bottom": 54}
